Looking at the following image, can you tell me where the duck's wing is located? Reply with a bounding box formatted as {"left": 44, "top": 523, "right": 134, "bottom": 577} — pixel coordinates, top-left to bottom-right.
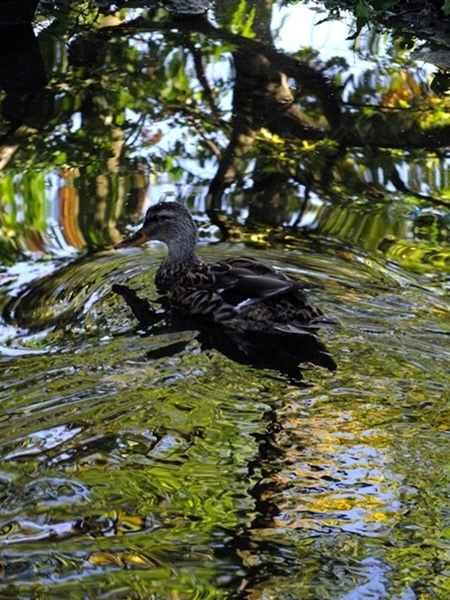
{"left": 170, "top": 258, "right": 335, "bottom": 330}
{"left": 209, "top": 259, "right": 307, "bottom": 308}
{"left": 215, "top": 272, "right": 300, "bottom": 308}
{"left": 167, "top": 264, "right": 296, "bottom": 321}
{"left": 212, "top": 261, "right": 337, "bottom": 330}
{"left": 218, "top": 256, "right": 288, "bottom": 278}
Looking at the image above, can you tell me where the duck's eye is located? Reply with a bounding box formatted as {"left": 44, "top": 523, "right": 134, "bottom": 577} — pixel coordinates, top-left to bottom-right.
{"left": 146, "top": 212, "right": 171, "bottom": 226}
{"left": 155, "top": 213, "right": 169, "bottom": 222}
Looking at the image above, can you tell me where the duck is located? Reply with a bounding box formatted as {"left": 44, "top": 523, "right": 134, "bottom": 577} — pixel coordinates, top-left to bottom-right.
{"left": 114, "top": 202, "right": 335, "bottom": 336}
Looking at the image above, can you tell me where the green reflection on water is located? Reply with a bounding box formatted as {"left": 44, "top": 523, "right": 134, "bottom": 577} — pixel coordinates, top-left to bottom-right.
{"left": 1, "top": 0, "right": 450, "bottom": 597}
{"left": 0, "top": 239, "right": 449, "bottom": 597}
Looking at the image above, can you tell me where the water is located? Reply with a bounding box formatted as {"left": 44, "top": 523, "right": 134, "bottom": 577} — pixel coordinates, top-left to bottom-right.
{"left": 1, "top": 0, "right": 450, "bottom": 598}
{"left": 1, "top": 231, "right": 449, "bottom": 597}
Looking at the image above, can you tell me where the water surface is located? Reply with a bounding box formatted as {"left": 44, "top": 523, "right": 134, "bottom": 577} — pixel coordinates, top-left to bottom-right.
{"left": 1, "top": 1, "right": 450, "bottom": 598}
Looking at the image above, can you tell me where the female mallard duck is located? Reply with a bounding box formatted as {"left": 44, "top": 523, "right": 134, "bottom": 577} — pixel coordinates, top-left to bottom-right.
{"left": 115, "top": 202, "right": 335, "bottom": 335}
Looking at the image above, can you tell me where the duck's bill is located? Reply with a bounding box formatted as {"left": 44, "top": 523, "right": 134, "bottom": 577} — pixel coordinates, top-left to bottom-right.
{"left": 114, "top": 229, "right": 150, "bottom": 249}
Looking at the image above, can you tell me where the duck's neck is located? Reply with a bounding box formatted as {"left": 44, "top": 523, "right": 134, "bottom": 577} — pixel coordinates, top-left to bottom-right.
{"left": 156, "top": 235, "right": 202, "bottom": 293}
{"left": 165, "top": 231, "right": 199, "bottom": 265}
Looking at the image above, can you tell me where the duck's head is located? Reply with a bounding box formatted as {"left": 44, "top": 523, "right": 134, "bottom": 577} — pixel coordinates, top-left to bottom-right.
{"left": 115, "top": 202, "right": 198, "bottom": 258}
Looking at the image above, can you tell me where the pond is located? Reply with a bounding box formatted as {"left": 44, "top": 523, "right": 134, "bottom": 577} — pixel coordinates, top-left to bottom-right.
{"left": 1, "top": 1, "right": 450, "bottom": 598}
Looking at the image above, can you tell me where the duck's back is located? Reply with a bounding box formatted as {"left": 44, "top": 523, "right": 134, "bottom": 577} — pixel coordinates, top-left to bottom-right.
{"left": 159, "top": 256, "right": 333, "bottom": 334}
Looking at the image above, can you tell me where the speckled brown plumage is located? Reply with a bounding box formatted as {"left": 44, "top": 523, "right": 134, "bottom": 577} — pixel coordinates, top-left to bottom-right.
{"left": 115, "top": 202, "right": 335, "bottom": 335}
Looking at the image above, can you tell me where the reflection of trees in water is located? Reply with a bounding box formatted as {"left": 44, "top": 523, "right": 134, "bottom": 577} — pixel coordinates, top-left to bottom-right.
{"left": 217, "top": 394, "right": 343, "bottom": 597}
{"left": 110, "top": 279, "right": 339, "bottom": 593}
{"left": 0, "top": 0, "right": 449, "bottom": 260}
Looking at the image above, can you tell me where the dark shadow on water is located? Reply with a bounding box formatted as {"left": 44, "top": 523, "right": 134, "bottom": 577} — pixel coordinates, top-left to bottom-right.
{"left": 112, "top": 283, "right": 337, "bottom": 384}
